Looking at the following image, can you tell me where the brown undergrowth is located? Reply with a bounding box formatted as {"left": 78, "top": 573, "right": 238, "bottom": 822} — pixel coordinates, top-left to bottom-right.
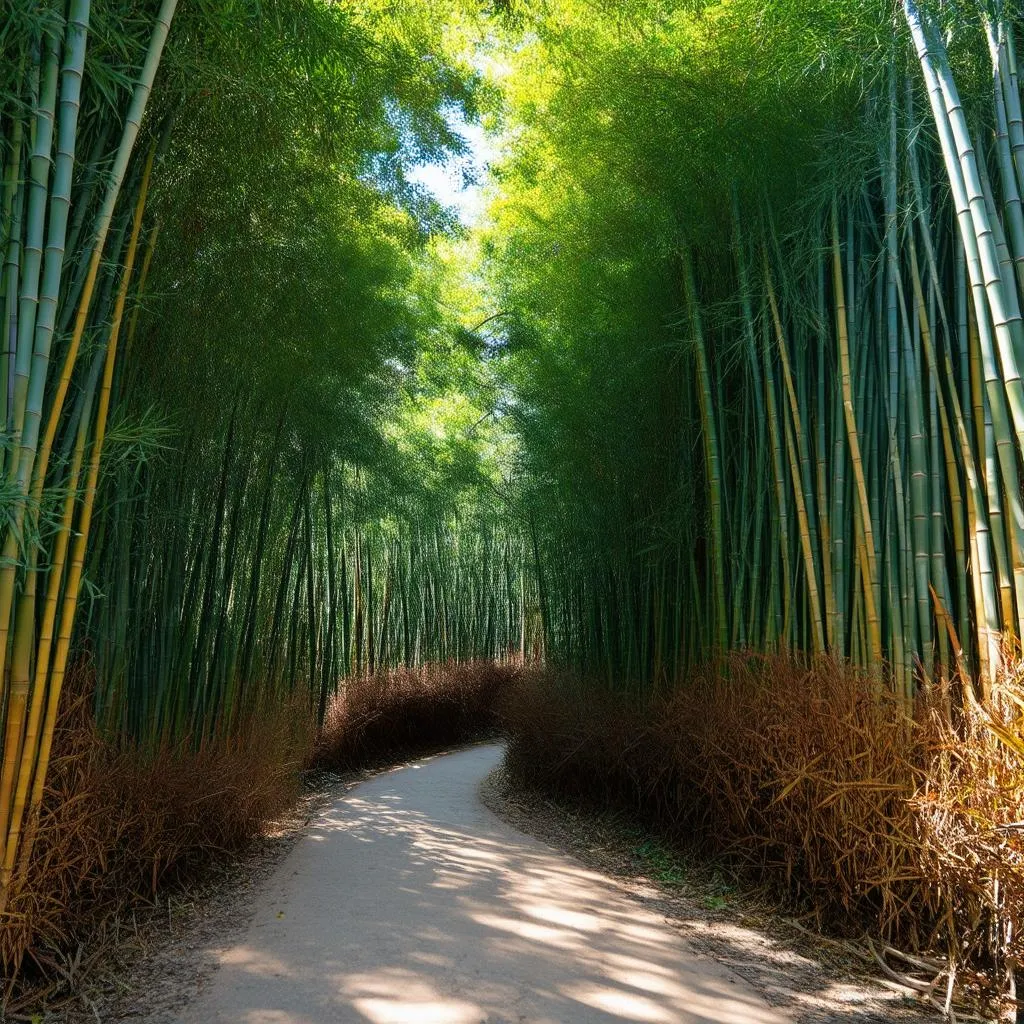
{"left": 2, "top": 658, "right": 519, "bottom": 995}
{"left": 502, "top": 653, "right": 1024, "bottom": 1014}
{"left": 311, "top": 659, "right": 520, "bottom": 770}
{"left": 1, "top": 672, "right": 309, "bottom": 987}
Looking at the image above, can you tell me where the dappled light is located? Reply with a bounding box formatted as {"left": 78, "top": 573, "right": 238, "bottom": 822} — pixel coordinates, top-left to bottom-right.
{"left": 177, "top": 746, "right": 787, "bottom": 1023}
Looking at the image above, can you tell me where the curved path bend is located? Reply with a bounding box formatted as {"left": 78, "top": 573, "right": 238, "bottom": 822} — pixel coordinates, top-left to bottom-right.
{"left": 176, "top": 744, "right": 789, "bottom": 1024}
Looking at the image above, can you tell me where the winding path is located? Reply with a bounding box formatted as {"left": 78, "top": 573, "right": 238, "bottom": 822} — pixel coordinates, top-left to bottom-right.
{"left": 175, "top": 744, "right": 788, "bottom": 1024}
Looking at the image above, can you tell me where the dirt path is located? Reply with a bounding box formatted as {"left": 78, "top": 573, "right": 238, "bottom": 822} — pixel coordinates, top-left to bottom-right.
{"left": 173, "top": 743, "right": 788, "bottom": 1023}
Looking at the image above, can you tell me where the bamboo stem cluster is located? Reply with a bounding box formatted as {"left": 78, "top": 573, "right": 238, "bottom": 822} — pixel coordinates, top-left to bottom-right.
{"left": 82, "top": 451, "right": 540, "bottom": 742}
{"left": 0, "top": 0, "right": 179, "bottom": 912}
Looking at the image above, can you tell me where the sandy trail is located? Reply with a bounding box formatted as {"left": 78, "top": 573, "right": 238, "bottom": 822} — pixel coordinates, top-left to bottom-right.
{"left": 175, "top": 743, "right": 789, "bottom": 1024}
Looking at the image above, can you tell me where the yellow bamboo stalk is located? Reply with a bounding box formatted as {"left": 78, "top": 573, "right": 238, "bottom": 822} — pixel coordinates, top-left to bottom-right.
{"left": 764, "top": 254, "right": 825, "bottom": 652}
{"left": 816, "top": 448, "right": 838, "bottom": 651}
{"left": 0, "top": 553, "right": 37, "bottom": 852}
{"left": 124, "top": 218, "right": 159, "bottom": 361}
{"left": 763, "top": 328, "right": 794, "bottom": 645}
{"left": 831, "top": 204, "right": 881, "bottom": 665}
{"left": 0, "top": 151, "right": 152, "bottom": 904}
{"left": 909, "top": 222, "right": 1000, "bottom": 692}
{"left": 5, "top": 406, "right": 88, "bottom": 892}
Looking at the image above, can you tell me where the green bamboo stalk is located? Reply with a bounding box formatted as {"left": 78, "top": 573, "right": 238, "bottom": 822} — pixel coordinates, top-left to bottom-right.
{"left": 682, "top": 242, "right": 726, "bottom": 651}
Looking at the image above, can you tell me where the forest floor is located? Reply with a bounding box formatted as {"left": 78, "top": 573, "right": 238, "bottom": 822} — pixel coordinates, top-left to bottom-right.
{"left": 19, "top": 743, "right": 943, "bottom": 1024}
{"left": 480, "top": 767, "right": 942, "bottom": 1024}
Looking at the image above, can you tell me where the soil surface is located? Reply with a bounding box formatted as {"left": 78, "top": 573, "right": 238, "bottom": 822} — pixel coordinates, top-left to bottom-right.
{"left": 174, "top": 742, "right": 791, "bottom": 1022}
{"left": 15, "top": 743, "right": 947, "bottom": 1023}
{"left": 479, "top": 763, "right": 944, "bottom": 1024}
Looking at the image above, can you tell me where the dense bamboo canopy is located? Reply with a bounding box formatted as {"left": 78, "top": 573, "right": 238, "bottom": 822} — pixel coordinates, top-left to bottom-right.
{"left": 486, "top": 0, "right": 1024, "bottom": 698}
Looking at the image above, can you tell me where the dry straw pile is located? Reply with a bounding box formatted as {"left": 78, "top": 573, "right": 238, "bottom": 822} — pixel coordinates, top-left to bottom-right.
{"left": 0, "top": 665, "right": 308, "bottom": 984}
{"left": 312, "top": 659, "right": 519, "bottom": 770}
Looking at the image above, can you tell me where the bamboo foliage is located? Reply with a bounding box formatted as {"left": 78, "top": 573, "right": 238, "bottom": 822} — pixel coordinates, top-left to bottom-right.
{"left": 489, "top": 0, "right": 1024, "bottom": 705}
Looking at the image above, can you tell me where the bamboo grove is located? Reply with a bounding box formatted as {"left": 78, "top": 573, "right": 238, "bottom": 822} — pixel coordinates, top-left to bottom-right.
{"left": 5, "top": 0, "right": 1024, "bottom": 975}
{"left": 86, "top": 478, "right": 538, "bottom": 740}
{"left": 487, "top": 0, "right": 1024, "bottom": 705}
{"left": 0, "top": 0, "right": 532, "bottom": 921}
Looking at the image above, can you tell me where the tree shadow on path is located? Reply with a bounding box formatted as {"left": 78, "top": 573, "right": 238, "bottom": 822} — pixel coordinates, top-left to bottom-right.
{"left": 174, "top": 745, "right": 912, "bottom": 1024}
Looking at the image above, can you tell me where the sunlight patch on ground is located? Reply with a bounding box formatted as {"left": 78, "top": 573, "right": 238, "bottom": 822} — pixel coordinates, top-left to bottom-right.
{"left": 561, "top": 984, "right": 678, "bottom": 1023}
{"left": 522, "top": 901, "right": 603, "bottom": 932}
{"left": 344, "top": 971, "right": 481, "bottom": 1024}
{"left": 219, "top": 946, "right": 293, "bottom": 977}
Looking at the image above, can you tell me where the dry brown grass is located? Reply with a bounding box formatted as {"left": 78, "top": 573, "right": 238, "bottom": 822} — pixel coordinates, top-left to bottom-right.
{"left": 0, "top": 670, "right": 311, "bottom": 983}
{"left": 502, "top": 652, "right": 1024, "bottom": 1011}
{"left": 312, "top": 659, "right": 520, "bottom": 770}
